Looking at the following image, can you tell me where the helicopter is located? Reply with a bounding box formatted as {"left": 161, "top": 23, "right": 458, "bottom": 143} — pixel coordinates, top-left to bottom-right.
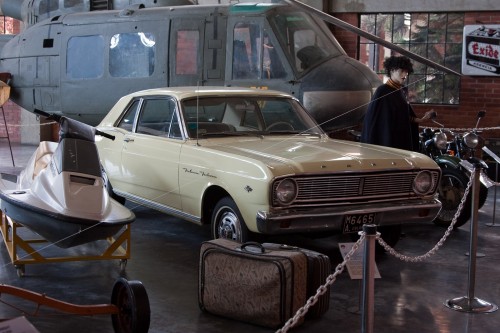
{"left": 0, "top": 0, "right": 460, "bottom": 130}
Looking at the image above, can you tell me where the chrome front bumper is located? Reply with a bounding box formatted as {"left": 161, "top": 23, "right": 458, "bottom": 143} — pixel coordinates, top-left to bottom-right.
{"left": 256, "top": 198, "right": 441, "bottom": 234}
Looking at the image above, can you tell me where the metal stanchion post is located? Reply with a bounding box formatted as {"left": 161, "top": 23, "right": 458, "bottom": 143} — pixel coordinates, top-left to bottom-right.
{"left": 445, "top": 161, "right": 498, "bottom": 313}
{"left": 361, "top": 224, "right": 377, "bottom": 333}
{"left": 486, "top": 163, "right": 498, "bottom": 227}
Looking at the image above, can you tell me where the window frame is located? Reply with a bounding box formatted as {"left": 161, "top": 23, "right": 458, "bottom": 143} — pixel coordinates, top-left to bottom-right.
{"left": 358, "top": 12, "right": 464, "bottom": 105}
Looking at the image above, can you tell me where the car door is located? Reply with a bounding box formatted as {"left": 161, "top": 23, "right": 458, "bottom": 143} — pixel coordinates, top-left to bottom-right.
{"left": 119, "top": 96, "right": 183, "bottom": 210}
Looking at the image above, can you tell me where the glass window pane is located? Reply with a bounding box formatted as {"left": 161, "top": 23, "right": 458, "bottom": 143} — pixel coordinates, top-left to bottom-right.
{"left": 410, "top": 14, "right": 428, "bottom": 43}
{"left": 445, "top": 43, "right": 462, "bottom": 72}
{"left": 360, "top": 14, "right": 376, "bottom": 44}
{"left": 176, "top": 30, "right": 199, "bottom": 75}
{"left": 39, "top": 0, "right": 59, "bottom": 15}
{"left": 428, "top": 14, "right": 446, "bottom": 43}
{"left": 268, "top": 9, "right": 343, "bottom": 75}
{"left": 359, "top": 12, "right": 463, "bottom": 105}
{"left": 425, "top": 74, "right": 444, "bottom": 103}
{"left": 110, "top": 32, "right": 155, "bottom": 78}
{"left": 67, "top": 35, "right": 104, "bottom": 79}
{"left": 407, "top": 75, "right": 425, "bottom": 103}
{"left": 137, "top": 98, "right": 179, "bottom": 138}
{"left": 263, "top": 31, "right": 286, "bottom": 79}
{"left": 118, "top": 100, "right": 140, "bottom": 131}
{"left": 446, "top": 14, "right": 464, "bottom": 43}
{"left": 233, "top": 23, "right": 260, "bottom": 79}
{"left": 392, "top": 14, "right": 409, "bottom": 45}
{"left": 443, "top": 75, "right": 460, "bottom": 104}
{"left": 377, "top": 14, "right": 393, "bottom": 43}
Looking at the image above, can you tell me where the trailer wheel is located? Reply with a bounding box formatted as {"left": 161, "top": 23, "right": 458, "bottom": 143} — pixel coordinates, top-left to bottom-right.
{"left": 111, "top": 278, "right": 150, "bottom": 333}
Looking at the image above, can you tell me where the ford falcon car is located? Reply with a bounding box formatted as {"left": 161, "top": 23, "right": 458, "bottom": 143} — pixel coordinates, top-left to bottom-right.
{"left": 96, "top": 87, "right": 441, "bottom": 247}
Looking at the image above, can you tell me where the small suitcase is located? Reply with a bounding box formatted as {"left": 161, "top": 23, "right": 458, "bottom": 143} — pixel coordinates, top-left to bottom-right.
{"left": 263, "top": 243, "right": 331, "bottom": 319}
{"left": 198, "top": 238, "right": 308, "bottom": 328}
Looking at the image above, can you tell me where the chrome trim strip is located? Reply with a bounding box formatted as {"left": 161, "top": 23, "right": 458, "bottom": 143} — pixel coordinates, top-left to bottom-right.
{"left": 114, "top": 190, "right": 201, "bottom": 224}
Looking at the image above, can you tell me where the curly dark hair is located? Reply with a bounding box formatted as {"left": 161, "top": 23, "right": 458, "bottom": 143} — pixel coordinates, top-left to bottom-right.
{"left": 383, "top": 56, "right": 414, "bottom": 76}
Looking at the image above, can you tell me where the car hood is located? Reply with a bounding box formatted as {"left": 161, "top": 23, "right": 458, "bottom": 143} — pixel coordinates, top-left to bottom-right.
{"left": 201, "top": 136, "right": 438, "bottom": 175}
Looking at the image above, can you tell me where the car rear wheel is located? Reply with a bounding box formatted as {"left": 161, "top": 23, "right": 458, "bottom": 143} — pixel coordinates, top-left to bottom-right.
{"left": 211, "top": 197, "right": 249, "bottom": 243}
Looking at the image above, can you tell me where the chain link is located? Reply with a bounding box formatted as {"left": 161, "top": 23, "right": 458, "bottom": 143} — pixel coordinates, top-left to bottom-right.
{"left": 276, "top": 234, "right": 366, "bottom": 333}
{"left": 423, "top": 126, "right": 500, "bottom": 133}
{"left": 378, "top": 171, "right": 474, "bottom": 261}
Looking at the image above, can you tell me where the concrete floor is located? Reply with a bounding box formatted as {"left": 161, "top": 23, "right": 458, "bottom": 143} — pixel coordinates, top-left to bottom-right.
{"left": 1, "top": 142, "right": 500, "bottom": 333}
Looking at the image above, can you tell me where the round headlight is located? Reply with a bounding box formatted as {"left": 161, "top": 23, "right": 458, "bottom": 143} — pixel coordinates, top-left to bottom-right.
{"left": 275, "top": 178, "right": 297, "bottom": 205}
{"left": 413, "top": 171, "right": 434, "bottom": 195}
{"left": 463, "top": 132, "right": 479, "bottom": 149}
{"left": 434, "top": 132, "right": 448, "bottom": 150}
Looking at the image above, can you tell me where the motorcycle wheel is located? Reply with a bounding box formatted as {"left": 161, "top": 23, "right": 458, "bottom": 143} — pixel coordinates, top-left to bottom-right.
{"left": 434, "top": 168, "right": 471, "bottom": 228}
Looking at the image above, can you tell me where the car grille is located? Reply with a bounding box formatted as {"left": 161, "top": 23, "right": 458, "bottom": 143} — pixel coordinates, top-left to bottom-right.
{"left": 272, "top": 170, "right": 440, "bottom": 206}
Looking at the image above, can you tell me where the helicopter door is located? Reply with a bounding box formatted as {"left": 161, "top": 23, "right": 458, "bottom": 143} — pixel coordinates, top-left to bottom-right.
{"left": 19, "top": 23, "right": 62, "bottom": 112}
{"left": 226, "top": 17, "right": 295, "bottom": 94}
{"left": 169, "top": 16, "right": 225, "bottom": 87}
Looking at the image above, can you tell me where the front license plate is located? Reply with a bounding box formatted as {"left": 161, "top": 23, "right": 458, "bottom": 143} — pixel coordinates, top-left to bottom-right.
{"left": 343, "top": 213, "right": 377, "bottom": 233}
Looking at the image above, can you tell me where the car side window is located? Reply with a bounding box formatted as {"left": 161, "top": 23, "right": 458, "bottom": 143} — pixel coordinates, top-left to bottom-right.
{"left": 136, "top": 98, "right": 182, "bottom": 139}
{"left": 117, "top": 99, "right": 140, "bottom": 132}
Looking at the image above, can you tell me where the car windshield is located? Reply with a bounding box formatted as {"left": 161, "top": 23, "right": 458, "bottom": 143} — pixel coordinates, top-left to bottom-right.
{"left": 181, "top": 96, "right": 323, "bottom": 138}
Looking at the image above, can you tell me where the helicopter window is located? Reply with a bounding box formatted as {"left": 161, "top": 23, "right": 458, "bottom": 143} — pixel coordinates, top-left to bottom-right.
{"left": 232, "top": 23, "right": 286, "bottom": 80}
{"left": 39, "top": 0, "right": 59, "bottom": 15}
{"left": 136, "top": 98, "right": 181, "bottom": 139}
{"left": 67, "top": 35, "right": 104, "bottom": 79}
{"left": 109, "top": 32, "right": 156, "bottom": 78}
{"left": 64, "top": 0, "right": 83, "bottom": 9}
{"left": 175, "top": 30, "right": 199, "bottom": 75}
{"left": 232, "top": 23, "right": 261, "bottom": 80}
{"left": 263, "top": 32, "right": 286, "bottom": 79}
{"left": 268, "top": 10, "right": 343, "bottom": 74}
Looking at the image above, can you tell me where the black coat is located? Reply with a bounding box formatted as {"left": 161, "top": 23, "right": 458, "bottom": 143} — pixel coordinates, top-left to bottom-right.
{"left": 360, "top": 84, "right": 420, "bottom": 152}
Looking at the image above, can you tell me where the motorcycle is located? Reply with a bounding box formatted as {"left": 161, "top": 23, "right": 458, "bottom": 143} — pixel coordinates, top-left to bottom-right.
{"left": 420, "top": 111, "right": 488, "bottom": 228}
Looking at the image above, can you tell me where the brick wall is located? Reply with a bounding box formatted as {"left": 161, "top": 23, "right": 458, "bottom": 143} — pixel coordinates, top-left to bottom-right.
{"left": 331, "top": 11, "right": 500, "bottom": 144}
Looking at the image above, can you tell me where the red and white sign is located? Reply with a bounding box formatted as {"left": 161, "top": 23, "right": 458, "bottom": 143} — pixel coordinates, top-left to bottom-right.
{"left": 462, "top": 24, "right": 500, "bottom": 76}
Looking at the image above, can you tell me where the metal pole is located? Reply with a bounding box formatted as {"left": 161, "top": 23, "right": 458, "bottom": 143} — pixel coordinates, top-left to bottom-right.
{"left": 467, "top": 164, "right": 481, "bottom": 302}
{"left": 445, "top": 161, "right": 498, "bottom": 313}
{"left": 487, "top": 163, "right": 498, "bottom": 226}
{"left": 361, "top": 224, "right": 377, "bottom": 333}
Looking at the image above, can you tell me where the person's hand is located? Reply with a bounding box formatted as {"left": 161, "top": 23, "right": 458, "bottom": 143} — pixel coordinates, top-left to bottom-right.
{"left": 422, "top": 109, "right": 435, "bottom": 120}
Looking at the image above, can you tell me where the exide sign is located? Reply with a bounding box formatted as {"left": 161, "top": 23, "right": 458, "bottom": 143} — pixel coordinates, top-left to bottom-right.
{"left": 462, "top": 25, "right": 500, "bottom": 76}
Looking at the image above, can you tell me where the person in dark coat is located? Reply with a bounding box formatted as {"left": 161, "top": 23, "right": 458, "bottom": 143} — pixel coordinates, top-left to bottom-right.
{"left": 360, "top": 55, "right": 433, "bottom": 152}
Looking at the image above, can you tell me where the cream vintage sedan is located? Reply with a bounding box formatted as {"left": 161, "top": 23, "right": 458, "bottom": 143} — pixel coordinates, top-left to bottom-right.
{"left": 96, "top": 87, "right": 441, "bottom": 247}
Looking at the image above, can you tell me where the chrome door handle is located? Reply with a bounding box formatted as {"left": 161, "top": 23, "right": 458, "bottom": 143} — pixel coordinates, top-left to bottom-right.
{"left": 124, "top": 137, "right": 134, "bottom": 143}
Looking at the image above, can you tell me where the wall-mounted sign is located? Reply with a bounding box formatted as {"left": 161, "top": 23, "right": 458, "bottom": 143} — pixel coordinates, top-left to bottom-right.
{"left": 462, "top": 24, "right": 500, "bottom": 76}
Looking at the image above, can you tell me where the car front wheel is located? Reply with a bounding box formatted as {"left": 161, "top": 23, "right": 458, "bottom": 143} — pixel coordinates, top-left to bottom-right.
{"left": 211, "top": 197, "right": 249, "bottom": 243}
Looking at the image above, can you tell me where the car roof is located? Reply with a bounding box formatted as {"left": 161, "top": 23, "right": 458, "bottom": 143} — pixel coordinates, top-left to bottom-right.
{"left": 124, "top": 86, "right": 297, "bottom": 100}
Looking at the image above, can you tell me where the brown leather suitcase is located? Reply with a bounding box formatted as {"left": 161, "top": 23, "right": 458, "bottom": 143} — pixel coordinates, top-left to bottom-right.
{"left": 263, "top": 243, "right": 331, "bottom": 319}
{"left": 198, "top": 238, "right": 308, "bottom": 328}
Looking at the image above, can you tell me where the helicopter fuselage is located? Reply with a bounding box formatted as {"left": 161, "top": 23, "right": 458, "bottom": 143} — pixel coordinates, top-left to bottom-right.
{"left": 0, "top": 2, "right": 381, "bottom": 130}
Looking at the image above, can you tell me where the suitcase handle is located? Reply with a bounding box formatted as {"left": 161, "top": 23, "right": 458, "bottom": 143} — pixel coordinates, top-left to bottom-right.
{"left": 240, "top": 242, "right": 265, "bottom": 254}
